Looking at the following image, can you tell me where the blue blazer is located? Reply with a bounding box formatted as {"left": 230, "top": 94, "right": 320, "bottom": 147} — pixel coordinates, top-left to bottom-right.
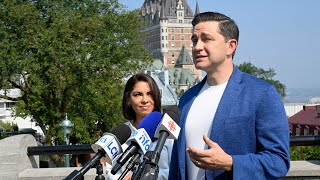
{"left": 169, "top": 67, "right": 290, "bottom": 180}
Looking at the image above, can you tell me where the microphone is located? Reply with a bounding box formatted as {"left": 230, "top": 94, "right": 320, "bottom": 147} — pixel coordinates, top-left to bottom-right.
{"left": 133, "top": 111, "right": 180, "bottom": 180}
{"left": 64, "top": 124, "right": 131, "bottom": 180}
{"left": 91, "top": 124, "right": 131, "bottom": 164}
{"left": 153, "top": 112, "right": 180, "bottom": 154}
{"left": 111, "top": 111, "right": 162, "bottom": 175}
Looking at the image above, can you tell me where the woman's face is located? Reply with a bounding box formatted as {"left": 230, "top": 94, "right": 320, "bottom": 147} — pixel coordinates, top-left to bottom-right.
{"left": 129, "top": 81, "right": 155, "bottom": 122}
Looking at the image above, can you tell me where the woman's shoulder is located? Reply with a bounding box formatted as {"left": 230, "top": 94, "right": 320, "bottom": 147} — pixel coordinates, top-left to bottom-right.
{"left": 161, "top": 139, "right": 174, "bottom": 149}
{"left": 123, "top": 121, "right": 136, "bottom": 133}
{"left": 165, "top": 139, "right": 174, "bottom": 149}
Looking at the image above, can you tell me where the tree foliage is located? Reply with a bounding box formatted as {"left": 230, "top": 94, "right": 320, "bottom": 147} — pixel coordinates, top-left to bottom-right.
{"left": 290, "top": 146, "right": 320, "bottom": 160}
{"left": 0, "top": 121, "right": 18, "bottom": 140}
{"left": 0, "top": 0, "right": 152, "bottom": 145}
{"left": 237, "top": 62, "right": 286, "bottom": 98}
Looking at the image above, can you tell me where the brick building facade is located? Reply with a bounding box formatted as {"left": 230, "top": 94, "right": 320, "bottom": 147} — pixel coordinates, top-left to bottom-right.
{"left": 140, "top": 0, "right": 202, "bottom": 92}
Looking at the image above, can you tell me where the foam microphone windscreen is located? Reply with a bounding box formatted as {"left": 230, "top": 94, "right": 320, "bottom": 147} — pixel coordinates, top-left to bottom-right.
{"left": 162, "top": 105, "right": 180, "bottom": 123}
{"left": 137, "top": 111, "right": 162, "bottom": 141}
{"left": 111, "top": 124, "right": 131, "bottom": 144}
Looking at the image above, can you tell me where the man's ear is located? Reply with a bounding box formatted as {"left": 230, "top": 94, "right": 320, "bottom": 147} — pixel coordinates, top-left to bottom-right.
{"left": 227, "top": 39, "right": 237, "bottom": 57}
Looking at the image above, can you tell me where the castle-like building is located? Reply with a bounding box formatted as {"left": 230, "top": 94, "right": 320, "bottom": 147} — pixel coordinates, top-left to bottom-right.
{"left": 140, "top": 0, "right": 202, "bottom": 93}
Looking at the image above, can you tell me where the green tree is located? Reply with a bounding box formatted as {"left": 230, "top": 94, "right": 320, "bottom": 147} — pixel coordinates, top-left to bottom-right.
{"left": 0, "top": 0, "right": 152, "bottom": 145}
{"left": 290, "top": 146, "right": 320, "bottom": 160}
{"left": 0, "top": 121, "right": 18, "bottom": 139}
{"left": 237, "top": 62, "right": 286, "bottom": 98}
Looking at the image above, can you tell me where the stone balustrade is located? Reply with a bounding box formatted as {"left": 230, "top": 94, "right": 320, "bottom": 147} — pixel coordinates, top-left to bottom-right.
{"left": 0, "top": 134, "right": 319, "bottom": 179}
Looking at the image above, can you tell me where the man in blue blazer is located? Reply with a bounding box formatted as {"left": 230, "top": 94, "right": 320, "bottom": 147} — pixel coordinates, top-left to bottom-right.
{"left": 168, "top": 12, "right": 290, "bottom": 180}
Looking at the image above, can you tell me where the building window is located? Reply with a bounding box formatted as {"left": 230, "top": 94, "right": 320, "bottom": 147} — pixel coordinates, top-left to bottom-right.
{"left": 6, "top": 102, "right": 16, "bottom": 110}
{"left": 304, "top": 128, "right": 308, "bottom": 135}
{"left": 296, "top": 127, "right": 300, "bottom": 136}
{"left": 178, "top": 12, "right": 182, "bottom": 16}
{"left": 162, "top": 36, "right": 164, "bottom": 40}
{"left": 171, "top": 35, "right": 174, "bottom": 40}
{"left": 171, "top": 59, "right": 175, "bottom": 64}
{"left": 0, "top": 102, "right": 4, "bottom": 109}
{"left": 162, "top": 29, "right": 164, "bottom": 33}
{"left": 171, "top": 43, "right": 174, "bottom": 47}
{"left": 180, "top": 29, "right": 184, "bottom": 33}
{"left": 166, "top": 36, "right": 167, "bottom": 40}
{"left": 314, "top": 129, "right": 318, "bottom": 135}
{"left": 162, "top": 44, "right": 164, "bottom": 48}
{"left": 181, "top": 36, "right": 184, "bottom": 40}
{"left": 172, "top": 53, "right": 174, "bottom": 57}
{"left": 171, "top": 28, "right": 174, "bottom": 33}
{"left": 179, "top": 20, "right": 182, "bottom": 23}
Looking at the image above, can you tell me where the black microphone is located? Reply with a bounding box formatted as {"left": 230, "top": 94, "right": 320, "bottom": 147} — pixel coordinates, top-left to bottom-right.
{"left": 153, "top": 111, "right": 180, "bottom": 156}
{"left": 111, "top": 111, "right": 163, "bottom": 175}
{"left": 64, "top": 124, "right": 131, "bottom": 180}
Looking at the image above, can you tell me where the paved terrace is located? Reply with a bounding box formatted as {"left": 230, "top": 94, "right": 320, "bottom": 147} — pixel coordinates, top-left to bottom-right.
{"left": 0, "top": 134, "right": 319, "bottom": 179}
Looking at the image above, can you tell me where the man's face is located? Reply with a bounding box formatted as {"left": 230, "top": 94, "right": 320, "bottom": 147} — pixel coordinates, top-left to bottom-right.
{"left": 191, "top": 21, "right": 234, "bottom": 73}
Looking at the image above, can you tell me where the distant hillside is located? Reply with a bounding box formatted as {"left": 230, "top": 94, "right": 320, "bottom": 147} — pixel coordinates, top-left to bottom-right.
{"left": 284, "top": 88, "right": 320, "bottom": 103}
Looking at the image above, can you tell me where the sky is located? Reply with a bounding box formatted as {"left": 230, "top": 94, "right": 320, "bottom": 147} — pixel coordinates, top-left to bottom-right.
{"left": 118, "top": 0, "right": 320, "bottom": 89}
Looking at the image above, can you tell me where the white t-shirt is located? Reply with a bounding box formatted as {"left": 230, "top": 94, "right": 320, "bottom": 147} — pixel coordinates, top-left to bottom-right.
{"left": 185, "top": 81, "right": 227, "bottom": 180}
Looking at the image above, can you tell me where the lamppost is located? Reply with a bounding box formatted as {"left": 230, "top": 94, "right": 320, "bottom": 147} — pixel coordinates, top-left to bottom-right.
{"left": 60, "top": 113, "right": 74, "bottom": 167}
{"left": 0, "top": 125, "right": 4, "bottom": 139}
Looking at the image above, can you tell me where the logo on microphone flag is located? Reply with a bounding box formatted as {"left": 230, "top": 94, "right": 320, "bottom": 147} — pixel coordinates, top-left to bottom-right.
{"left": 91, "top": 133, "right": 122, "bottom": 164}
{"left": 168, "top": 119, "right": 176, "bottom": 132}
{"left": 128, "top": 128, "right": 151, "bottom": 154}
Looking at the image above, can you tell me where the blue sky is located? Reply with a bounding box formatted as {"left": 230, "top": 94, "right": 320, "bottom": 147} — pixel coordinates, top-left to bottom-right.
{"left": 118, "top": 0, "right": 320, "bottom": 89}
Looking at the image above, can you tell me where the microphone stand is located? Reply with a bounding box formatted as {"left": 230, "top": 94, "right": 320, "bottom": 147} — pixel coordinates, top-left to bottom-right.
{"left": 132, "top": 131, "right": 169, "bottom": 180}
{"left": 131, "top": 151, "right": 153, "bottom": 180}
{"left": 118, "top": 153, "right": 141, "bottom": 180}
{"left": 95, "top": 162, "right": 105, "bottom": 180}
{"left": 64, "top": 151, "right": 104, "bottom": 180}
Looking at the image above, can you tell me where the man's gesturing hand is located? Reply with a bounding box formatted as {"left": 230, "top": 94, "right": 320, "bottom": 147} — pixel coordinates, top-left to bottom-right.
{"left": 186, "top": 135, "right": 233, "bottom": 171}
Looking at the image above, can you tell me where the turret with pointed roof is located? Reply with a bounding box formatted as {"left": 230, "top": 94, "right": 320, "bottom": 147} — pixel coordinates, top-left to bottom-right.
{"left": 195, "top": 1, "right": 200, "bottom": 15}
{"left": 175, "top": 45, "right": 193, "bottom": 67}
{"left": 159, "top": 0, "right": 167, "bottom": 20}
